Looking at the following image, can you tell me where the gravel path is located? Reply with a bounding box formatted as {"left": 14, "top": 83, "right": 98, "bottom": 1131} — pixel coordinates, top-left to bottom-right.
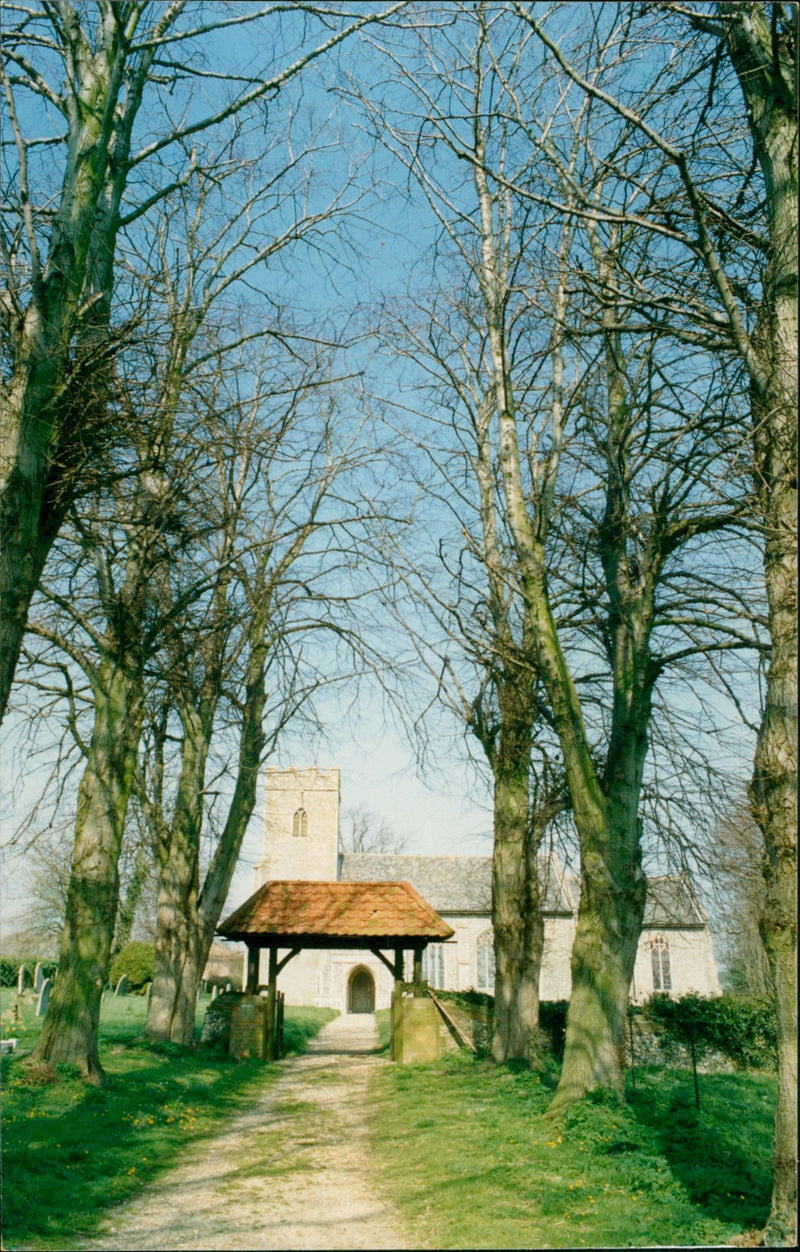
{"left": 81, "top": 1014, "right": 410, "bottom": 1251}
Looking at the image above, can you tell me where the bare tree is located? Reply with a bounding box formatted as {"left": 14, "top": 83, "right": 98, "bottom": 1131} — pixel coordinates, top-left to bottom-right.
{"left": 711, "top": 799, "right": 773, "bottom": 998}
{"left": 10, "top": 815, "right": 155, "bottom": 957}
{"left": 513, "top": 4, "right": 795, "bottom": 1235}
{"left": 340, "top": 806, "right": 407, "bottom": 855}
{"left": 358, "top": 1, "right": 760, "bottom": 1083}
{"left": 138, "top": 346, "right": 381, "bottom": 1047}
{"left": 18, "top": 40, "right": 386, "bottom": 1076}
{"left": 0, "top": 0, "right": 405, "bottom": 723}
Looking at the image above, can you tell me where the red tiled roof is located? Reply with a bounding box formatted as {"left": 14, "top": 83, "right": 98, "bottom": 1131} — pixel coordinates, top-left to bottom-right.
{"left": 218, "top": 880, "right": 454, "bottom": 942}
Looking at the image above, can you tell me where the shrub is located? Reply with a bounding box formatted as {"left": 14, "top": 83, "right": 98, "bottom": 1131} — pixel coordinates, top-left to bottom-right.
{"left": 0, "top": 958, "right": 18, "bottom": 987}
{"left": 203, "top": 974, "right": 242, "bottom": 995}
{"left": 109, "top": 942, "right": 154, "bottom": 992}
{"left": 643, "top": 992, "right": 777, "bottom": 1070}
{"left": 435, "top": 987, "right": 493, "bottom": 1012}
{"left": 539, "top": 1000, "right": 569, "bottom": 1059}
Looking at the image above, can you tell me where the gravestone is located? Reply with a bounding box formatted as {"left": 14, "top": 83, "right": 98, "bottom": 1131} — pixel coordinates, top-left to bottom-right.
{"left": 33, "top": 963, "right": 44, "bottom": 993}
{"left": 145, "top": 982, "right": 152, "bottom": 1005}
{"left": 16, "top": 965, "right": 28, "bottom": 996}
{"left": 114, "top": 974, "right": 128, "bottom": 997}
{"left": 225, "top": 982, "right": 231, "bottom": 993}
{"left": 211, "top": 985, "right": 219, "bottom": 1001}
{"left": 36, "top": 977, "right": 53, "bottom": 1017}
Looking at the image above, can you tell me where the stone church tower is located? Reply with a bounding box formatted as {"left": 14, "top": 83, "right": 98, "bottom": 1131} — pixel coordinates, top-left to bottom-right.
{"left": 253, "top": 766, "right": 340, "bottom": 886}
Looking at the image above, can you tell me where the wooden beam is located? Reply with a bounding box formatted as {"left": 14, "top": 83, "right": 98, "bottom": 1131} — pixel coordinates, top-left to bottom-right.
{"left": 370, "top": 948, "right": 397, "bottom": 977}
{"left": 275, "top": 948, "right": 301, "bottom": 974}
{"left": 219, "top": 934, "right": 432, "bottom": 951}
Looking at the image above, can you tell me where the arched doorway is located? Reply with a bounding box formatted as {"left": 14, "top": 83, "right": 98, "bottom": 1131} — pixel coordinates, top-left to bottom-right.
{"left": 347, "top": 966, "right": 375, "bottom": 1013}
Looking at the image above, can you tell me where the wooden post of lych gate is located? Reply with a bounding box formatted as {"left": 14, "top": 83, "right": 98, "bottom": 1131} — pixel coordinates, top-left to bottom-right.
{"left": 277, "top": 991, "right": 285, "bottom": 1058}
{"left": 246, "top": 945, "right": 259, "bottom": 995}
{"left": 391, "top": 947, "right": 404, "bottom": 1062}
{"left": 413, "top": 948, "right": 424, "bottom": 994}
{"left": 265, "top": 948, "right": 278, "bottom": 1060}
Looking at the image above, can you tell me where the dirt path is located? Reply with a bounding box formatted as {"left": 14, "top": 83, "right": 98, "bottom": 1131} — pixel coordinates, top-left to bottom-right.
{"left": 81, "top": 1015, "right": 410, "bottom": 1251}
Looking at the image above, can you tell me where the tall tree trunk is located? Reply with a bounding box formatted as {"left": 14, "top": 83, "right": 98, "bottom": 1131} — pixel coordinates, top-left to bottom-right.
{"left": 146, "top": 636, "right": 268, "bottom": 1045}
{"left": 722, "top": 9, "right": 798, "bottom": 1240}
{"left": 751, "top": 281, "right": 798, "bottom": 1247}
{"left": 33, "top": 664, "right": 141, "bottom": 1082}
{"left": 146, "top": 711, "right": 208, "bottom": 1047}
{"left": 490, "top": 699, "right": 544, "bottom": 1063}
{"left": 147, "top": 871, "right": 207, "bottom": 1048}
{"left": 552, "top": 809, "right": 647, "bottom": 1108}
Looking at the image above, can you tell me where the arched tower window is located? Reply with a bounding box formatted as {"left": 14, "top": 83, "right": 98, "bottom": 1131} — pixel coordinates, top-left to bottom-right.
{"left": 651, "top": 933, "right": 671, "bottom": 991}
{"left": 476, "top": 929, "right": 495, "bottom": 992}
{"left": 292, "top": 807, "right": 308, "bottom": 837}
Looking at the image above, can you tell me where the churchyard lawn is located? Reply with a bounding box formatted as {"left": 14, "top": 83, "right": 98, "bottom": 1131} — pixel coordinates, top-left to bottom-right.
{"left": 0, "top": 990, "right": 335, "bottom": 1249}
{"left": 368, "top": 1048, "right": 777, "bottom": 1248}
{"left": 2, "top": 992, "right": 777, "bottom": 1249}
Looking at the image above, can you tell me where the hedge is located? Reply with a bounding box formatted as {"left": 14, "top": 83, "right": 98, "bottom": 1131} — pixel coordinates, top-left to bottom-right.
{"left": 642, "top": 992, "right": 777, "bottom": 1070}
{"left": 1, "top": 957, "right": 59, "bottom": 987}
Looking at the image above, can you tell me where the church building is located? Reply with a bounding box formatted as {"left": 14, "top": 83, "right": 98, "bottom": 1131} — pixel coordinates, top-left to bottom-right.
{"left": 249, "top": 766, "right": 721, "bottom": 1014}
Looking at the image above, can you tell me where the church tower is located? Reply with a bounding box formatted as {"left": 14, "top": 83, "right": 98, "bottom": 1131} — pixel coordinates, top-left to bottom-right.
{"left": 254, "top": 766, "right": 340, "bottom": 886}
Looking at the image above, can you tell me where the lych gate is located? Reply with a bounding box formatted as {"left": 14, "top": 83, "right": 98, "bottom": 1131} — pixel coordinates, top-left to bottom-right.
{"left": 216, "top": 879, "right": 454, "bottom": 1060}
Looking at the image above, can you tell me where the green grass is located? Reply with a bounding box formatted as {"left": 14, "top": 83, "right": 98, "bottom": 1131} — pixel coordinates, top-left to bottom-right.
{"left": 1, "top": 991, "right": 336, "bottom": 1250}
{"left": 368, "top": 1054, "right": 776, "bottom": 1248}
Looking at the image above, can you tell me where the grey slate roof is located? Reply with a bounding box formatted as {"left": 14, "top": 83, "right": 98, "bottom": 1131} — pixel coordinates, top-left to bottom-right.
{"left": 339, "top": 852, "right": 573, "bottom": 915}
{"left": 565, "top": 875, "right": 707, "bottom": 928}
{"left": 338, "top": 852, "right": 706, "bottom": 926}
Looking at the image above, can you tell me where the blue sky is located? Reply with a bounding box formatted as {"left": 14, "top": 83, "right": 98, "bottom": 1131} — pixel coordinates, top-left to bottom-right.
{"left": 0, "top": 2, "right": 764, "bottom": 943}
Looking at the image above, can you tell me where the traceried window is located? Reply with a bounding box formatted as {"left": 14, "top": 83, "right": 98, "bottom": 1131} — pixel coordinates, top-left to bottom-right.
{"left": 292, "top": 807, "right": 308, "bottom": 837}
{"left": 476, "top": 930, "right": 495, "bottom": 992}
{"left": 651, "top": 934, "right": 672, "bottom": 992}
{"left": 423, "top": 944, "right": 445, "bottom": 989}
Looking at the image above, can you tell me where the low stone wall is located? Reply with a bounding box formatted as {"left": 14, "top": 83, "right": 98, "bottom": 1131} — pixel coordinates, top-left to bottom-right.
{"left": 229, "top": 995, "right": 272, "bottom": 1060}
{"left": 392, "top": 991, "right": 442, "bottom": 1062}
{"left": 199, "top": 992, "right": 241, "bottom": 1049}
{"left": 627, "top": 1017, "right": 736, "bottom": 1074}
{"left": 436, "top": 999, "right": 491, "bottom": 1053}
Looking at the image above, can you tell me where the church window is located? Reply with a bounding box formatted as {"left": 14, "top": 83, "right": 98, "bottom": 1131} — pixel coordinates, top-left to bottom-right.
{"left": 476, "top": 930, "right": 495, "bottom": 992}
{"left": 651, "top": 934, "right": 671, "bottom": 991}
{"left": 292, "top": 807, "right": 308, "bottom": 837}
{"left": 423, "top": 945, "right": 445, "bottom": 989}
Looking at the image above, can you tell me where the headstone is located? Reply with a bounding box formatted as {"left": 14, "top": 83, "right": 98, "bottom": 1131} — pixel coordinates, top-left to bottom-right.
{"left": 33, "top": 962, "right": 44, "bottom": 993}
{"left": 36, "top": 977, "right": 53, "bottom": 1017}
{"left": 145, "top": 981, "right": 152, "bottom": 1005}
{"left": 211, "top": 985, "right": 219, "bottom": 1001}
{"left": 114, "top": 974, "right": 128, "bottom": 997}
{"left": 225, "top": 982, "right": 231, "bottom": 993}
{"left": 16, "top": 965, "right": 28, "bottom": 996}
